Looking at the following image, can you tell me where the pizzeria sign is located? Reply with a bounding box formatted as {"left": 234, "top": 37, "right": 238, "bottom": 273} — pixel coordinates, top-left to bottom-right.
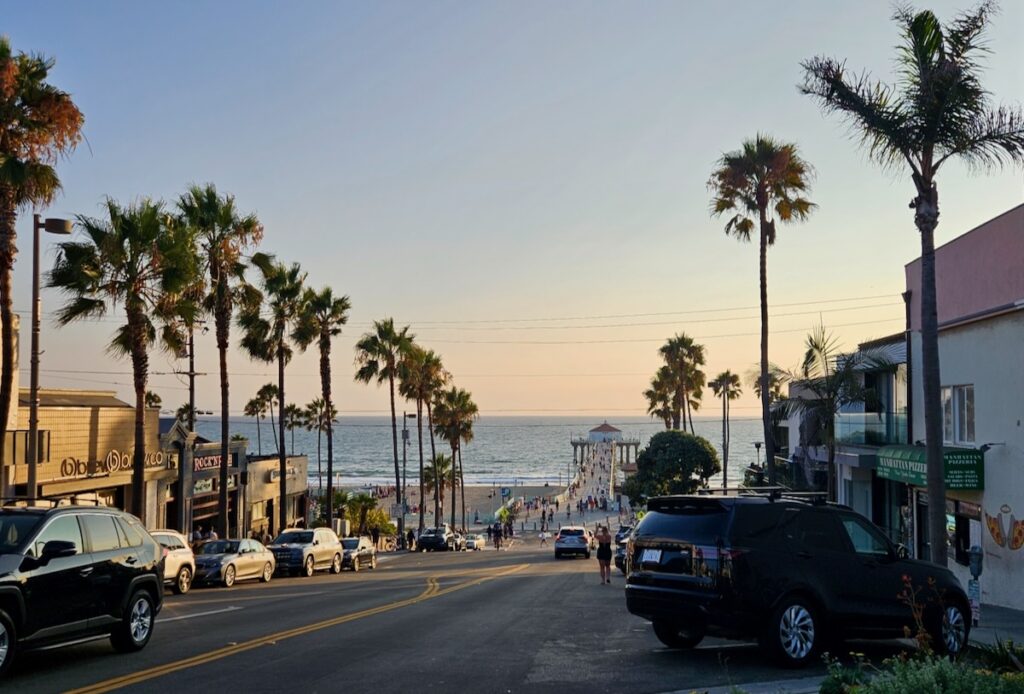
{"left": 876, "top": 445, "right": 984, "bottom": 490}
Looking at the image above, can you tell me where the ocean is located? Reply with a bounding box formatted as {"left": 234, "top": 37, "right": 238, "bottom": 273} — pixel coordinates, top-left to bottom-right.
{"left": 193, "top": 415, "right": 768, "bottom": 490}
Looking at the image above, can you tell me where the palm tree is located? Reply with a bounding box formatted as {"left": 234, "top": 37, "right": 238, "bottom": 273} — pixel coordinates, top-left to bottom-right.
{"left": 420, "top": 351, "right": 448, "bottom": 526}
{"left": 354, "top": 318, "right": 414, "bottom": 544}
{"left": 399, "top": 345, "right": 447, "bottom": 533}
{"left": 243, "top": 396, "right": 266, "bottom": 455}
{"left": 644, "top": 366, "right": 674, "bottom": 430}
{"left": 302, "top": 398, "right": 326, "bottom": 493}
{"left": 48, "top": 198, "right": 196, "bottom": 521}
{"left": 176, "top": 402, "right": 196, "bottom": 424}
{"left": 239, "top": 253, "right": 306, "bottom": 534}
{"left": 145, "top": 391, "right": 162, "bottom": 408}
{"left": 293, "top": 285, "right": 350, "bottom": 527}
{"left": 178, "top": 183, "right": 263, "bottom": 537}
{"left": 349, "top": 492, "right": 378, "bottom": 535}
{"left": 659, "top": 334, "right": 705, "bottom": 433}
{"left": 283, "top": 403, "right": 303, "bottom": 455}
{"left": 708, "top": 135, "right": 815, "bottom": 485}
{"left": 423, "top": 453, "right": 454, "bottom": 511}
{"left": 801, "top": 3, "right": 1024, "bottom": 565}
{"left": 257, "top": 383, "right": 280, "bottom": 453}
{"left": 433, "top": 386, "right": 479, "bottom": 531}
{"left": 0, "top": 38, "right": 84, "bottom": 489}
{"left": 779, "top": 325, "right": 881, "bottom": 501}
{"left": 709, "top": 371, "right": 742, "bottom": 489}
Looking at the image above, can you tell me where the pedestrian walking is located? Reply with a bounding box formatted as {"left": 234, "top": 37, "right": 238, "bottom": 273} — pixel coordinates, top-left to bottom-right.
{"left": 595, "top": 525, "right": 613, "bottom": 584}
{"left": 539, "top": 530, "right": 549, "bottom": 546}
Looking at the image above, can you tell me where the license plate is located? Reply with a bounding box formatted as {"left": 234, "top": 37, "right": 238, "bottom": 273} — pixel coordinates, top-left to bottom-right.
{"left": 640, "top": 548, "right": 662, "bottom": 564}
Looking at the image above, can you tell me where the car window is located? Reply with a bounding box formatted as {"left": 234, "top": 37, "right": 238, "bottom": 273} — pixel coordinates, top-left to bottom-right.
{"left": 788, "top": 511, "right": 845, "bottom": 552}
{"left": 30, "top": 515, "right": 84, "bottom": 557}
{"left": 0, "top": 514, "right": 44, "bottom": 554}
{"left": 82, "top": 514, "right": 122, "bottom": 552}
{"left": 155, "top": 534, "right": 184, "bottom": 551}
{"left": 560, "top": 529, "right": 584, "bottom": 536}
{"left": 342, "top": 539, "right": 358, "bottom": 549}
{"left": 841, "top": 515, "right": 891, "bottom": 557}
{"left": 275, "top": 531, "right": 314, "bottom": 544}
{"left": 116, "top": 517, "right": 145, "bottom": 547}
{"left": 201, "top": 540, "right": 239, "bottom": 554}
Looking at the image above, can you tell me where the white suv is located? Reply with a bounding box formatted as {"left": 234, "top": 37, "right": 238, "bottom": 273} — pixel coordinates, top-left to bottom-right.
{"left": 152, "top": 529, "right": 196, "bottom": 594}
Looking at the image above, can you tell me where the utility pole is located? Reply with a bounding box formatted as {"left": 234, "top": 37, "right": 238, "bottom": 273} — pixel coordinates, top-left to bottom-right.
{"left": 188, "top": 327, "right": 196, "bottom": 431}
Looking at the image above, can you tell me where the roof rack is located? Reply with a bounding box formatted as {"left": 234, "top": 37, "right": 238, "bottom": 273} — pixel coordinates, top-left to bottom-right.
{"left": 697, "top": 487, "right": 831, "bottom": 505}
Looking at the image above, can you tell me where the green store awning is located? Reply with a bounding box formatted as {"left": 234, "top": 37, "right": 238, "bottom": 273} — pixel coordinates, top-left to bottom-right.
{"left": 876, "top": 445, "right": 984, "bottom": 490}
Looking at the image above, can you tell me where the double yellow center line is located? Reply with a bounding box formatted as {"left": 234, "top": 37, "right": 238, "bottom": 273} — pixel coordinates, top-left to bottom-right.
{"left": 68, "top": 564, "right": 525, "bottom": 694}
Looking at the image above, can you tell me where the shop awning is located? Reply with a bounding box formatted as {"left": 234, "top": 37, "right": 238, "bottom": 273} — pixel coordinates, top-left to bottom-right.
{"left": 876, "top": 445, "right": 984, "bottom": 490}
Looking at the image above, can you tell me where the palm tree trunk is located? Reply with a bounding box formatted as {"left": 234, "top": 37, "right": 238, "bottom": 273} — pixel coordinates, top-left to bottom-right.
{"left": 687, "top": 394, "right": 695, "bottom": 434}
{"left": 427, "top": 402, "right": 439, "bottom": 527}
{"left": 217, "top": 296, "right": 231, "bottom": 539}
{"left": 0, "top": 186, "right": 15, "bottom": 500}
{"left": 416, "top": 398, "right": 425, "bottom": 533}
{"left": 450, "top": 443, "right": 457, "bottom": 530}
{"left": 458, "top": 447, "right": 466, "bottom": 532}
{"left": 278, "top": 345, "right": 288, "bottom": 534}
{"left": 127, "top": 312, "right": 148, "bottom": 521}
{"left": 721, "top": 393, "right": 727, "bottom": 490}
{"left": 388, "top": 374, "right": 403, "bottom": 547}
{"left": 256, "top": 415, "right": 262, "bottom": 456}
{"left": 269, "top": 399, "right": 278, "bottom": 454}
{"left": 672, "top": 391, "right": 682, "bottom": 430}
{"left": 915, "top": 184, "right": 947, "bottom": 565}
{"left": 322, "top": 339, "right": 335, "bottom": 528}
{"left": 316, "top": 425, "right": 322, "bottom": 497}
{"left": 759, "top": 211, "right": 775, "bottom": 485}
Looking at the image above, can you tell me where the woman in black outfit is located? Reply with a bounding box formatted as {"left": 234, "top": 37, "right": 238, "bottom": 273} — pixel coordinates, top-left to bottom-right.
{"left": 595, "top": 525, "right": 613, "bottom": 584}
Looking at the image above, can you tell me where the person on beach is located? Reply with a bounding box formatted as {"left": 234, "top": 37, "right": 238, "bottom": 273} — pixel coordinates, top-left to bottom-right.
{"left": 595, "top": 525, "right": 613, "bottom": 584}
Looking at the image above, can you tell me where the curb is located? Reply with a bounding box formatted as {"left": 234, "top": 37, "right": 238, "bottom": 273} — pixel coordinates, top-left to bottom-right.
{"left": 661, "top": 675, "right": 823, "bottom": 694}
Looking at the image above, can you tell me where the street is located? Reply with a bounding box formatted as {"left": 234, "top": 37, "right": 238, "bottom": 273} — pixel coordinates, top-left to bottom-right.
{"left": 2, "top": 541, "right": 873, "bottom": 694}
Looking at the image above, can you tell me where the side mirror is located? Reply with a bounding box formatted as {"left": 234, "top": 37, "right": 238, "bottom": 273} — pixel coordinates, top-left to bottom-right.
{"left": 41, "top": 540, "right": 78, "bottom": 562}
{"left": 895, "top": 543, "right": 909, "bottom": 560}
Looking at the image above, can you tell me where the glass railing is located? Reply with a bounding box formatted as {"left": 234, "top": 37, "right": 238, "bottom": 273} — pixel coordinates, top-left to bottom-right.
{"left": 835, "top": 412, "right": 908, "bottom": 446}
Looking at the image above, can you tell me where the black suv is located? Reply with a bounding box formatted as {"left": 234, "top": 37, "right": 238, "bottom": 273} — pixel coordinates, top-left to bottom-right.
{"left": 417, "top": 525, "right": 456, "bottom": 552}
{"left": 0, "top": 506, "right": 164, "bottom": 677}
{"left": 624, "top": 495, "right": 970, "bottom": 666}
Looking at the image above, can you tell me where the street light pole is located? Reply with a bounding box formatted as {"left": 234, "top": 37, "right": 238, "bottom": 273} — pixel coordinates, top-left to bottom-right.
{"left": 400, "top": 412, "right": 416, "bottom": 547}
{"left": 27, "top": 214, "right": 72, "bottom": 504}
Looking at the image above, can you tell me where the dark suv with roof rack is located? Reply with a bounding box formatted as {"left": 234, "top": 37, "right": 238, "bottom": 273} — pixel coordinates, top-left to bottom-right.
{"left": 0, "top": 506, "right": 164, "bottom": 678}
{"left": 624, "top": 494, "right": 970, "bottom": 666}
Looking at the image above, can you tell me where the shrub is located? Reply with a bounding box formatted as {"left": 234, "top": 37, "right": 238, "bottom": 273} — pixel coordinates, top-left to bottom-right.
{"left": 856, "top": 656, "right": 1024, "bottom": 693}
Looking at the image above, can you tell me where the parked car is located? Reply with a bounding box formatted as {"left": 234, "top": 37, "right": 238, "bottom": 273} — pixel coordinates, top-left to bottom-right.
{"left": 341, "top": 537, "right": 377, "bottom": 571}
{"left": 269, "top": 528, "right": 343, "bottom": 576}
{"left": 193, "top": 539, "right": 276, "bottom": 587}
{"left": 615, "top": 525, "right": 633, "bottom": 544}
{"left": 0, "top": 506, "right": 164, "bottom": 678}
{"left": 418, "top": 525, "right": 456, "bottom": 552}
{"left": 151, "top": 529, "right": 196, "bottom": 594}
{"left": 465, "top": 533, "right": 486, "bottom": 550}
{"left": 624, "top": 495, "right": 971, "bottom": 666}
{"left": 452, "top": 531, "right": 467, "bottom": 551}
{"left": 554, "top": 526, "right": 591, "bottom": 559}
{"left": 614, "top": 543, "right": 628, "bottom": 574}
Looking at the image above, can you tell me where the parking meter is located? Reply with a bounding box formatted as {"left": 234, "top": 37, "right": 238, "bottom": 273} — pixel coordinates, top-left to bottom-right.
{"left": 968, "top": 545, "right": 984, "bottom": 579}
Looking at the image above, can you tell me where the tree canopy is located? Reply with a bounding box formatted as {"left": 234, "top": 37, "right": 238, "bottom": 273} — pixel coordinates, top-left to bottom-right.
{"left": 621, "top": 430, "right": 720, "bottom": 507}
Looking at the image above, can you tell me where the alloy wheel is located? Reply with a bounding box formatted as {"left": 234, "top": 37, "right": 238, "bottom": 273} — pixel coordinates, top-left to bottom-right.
{"left": 305, "top": 556, "right": 315, "bottom": 577}
{"left": 129, "top": 597, "right": 152, "bottom": 644}
{"left": 224, "top": 565, "right": 236, "bottom": 587}
{"left": 0, "top": 621, "right": 8, "bottom": 666}
{"left": 177, "top": 567, "right": 192, "bottom": 594}
{"left": 779, "top": 604, "right": 815, "bottom": 660}
{"left": 943, "top": 605, "right": 967, "bottom": 655}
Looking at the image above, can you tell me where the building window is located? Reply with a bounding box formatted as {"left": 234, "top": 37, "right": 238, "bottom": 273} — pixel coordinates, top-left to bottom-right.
{"left": 942, "top": 384, "right": 975, "bottom": 445}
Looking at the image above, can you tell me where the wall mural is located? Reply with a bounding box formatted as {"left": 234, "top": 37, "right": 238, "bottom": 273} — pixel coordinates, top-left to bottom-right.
{"left": 985, "top": 504, "right": 1024, "bottom": 551}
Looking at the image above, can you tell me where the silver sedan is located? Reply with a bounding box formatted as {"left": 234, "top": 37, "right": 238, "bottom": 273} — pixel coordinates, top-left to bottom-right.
{"left": 193, "top": 538, "right": 276, "bottom": 588}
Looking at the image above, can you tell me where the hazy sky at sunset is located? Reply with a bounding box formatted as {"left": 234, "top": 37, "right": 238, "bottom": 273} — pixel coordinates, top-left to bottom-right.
{"left": 5, "top": 1, "right": 1023, "bottom": 419}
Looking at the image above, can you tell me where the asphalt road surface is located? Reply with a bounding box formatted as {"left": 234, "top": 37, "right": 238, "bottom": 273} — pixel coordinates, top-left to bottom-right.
{"left": 7, "top": 544, "right": 899, "bottom": 693}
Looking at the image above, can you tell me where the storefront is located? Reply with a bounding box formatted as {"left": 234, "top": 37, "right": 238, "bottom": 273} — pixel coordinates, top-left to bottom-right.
{"left": 246, "top": 454, "right": 308, "bottom": 538}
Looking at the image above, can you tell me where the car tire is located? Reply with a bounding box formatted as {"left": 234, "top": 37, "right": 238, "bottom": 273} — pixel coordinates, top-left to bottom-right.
{"left": 554, "top": 551, "right": 561, "bottom": 559}
{"left": 930, "top": 601, "right": 970, "bottom": 658}
{"left": 585, "top": 552, "right": 591, "bottom": 560}
{"left": 352, "top": 556, "right": 360, "bottom": 572}
{"left": 110, "top": 590, "right": 155, "bottom": 653}
{"left": 223, "top": 564, "right": 236, "bottom": 588}
{"left": 173, "top": 566, "right": 192, "bottom": 595}
{"left": 260, "top": 562, "right": 273, "bottom": 583}
{"left": 370, "top": 555, "right": 378, "bottom": 570}
{"left": 0, "top": 608, "right": 17, "bottom": 678}
{"left": 303, "top": 555, "right": 315, "bottom": 577}
{"left": 762, "top": 597, "right": 820, "bottom": 667}
{"left": 330, "top": 554, "right": 342, "bottom": 574}
{"left": 653, "top": 621, "right": 705, "bottom": 649}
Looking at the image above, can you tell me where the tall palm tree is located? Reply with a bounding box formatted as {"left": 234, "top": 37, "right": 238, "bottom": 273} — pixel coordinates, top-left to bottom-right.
{"left": 0, "top": 38, "right": 84, "bottom": 490}
{"left": 659, "top": 334, "right": 705, "bottom": 433}
{"left": 257, "top": 383, "right": 280, "bottom": 453}
{"left": 178, "top": 184, "right": 263, "bottom": 537}
{"left": 239, "top": 253, "right": 306, "bottom": 534}
{"left": 293, "top": 285, "right": 351, "bottom": 527}
{"left": 421, "top": 351, "right": 448, "bottom": 527}
{"left": 283, "top": 402, "right": 303, "bottom": 454}
{"left": 144, "top": 391, "right": 162, "bottom": 408}
{"left": 49, "top": 198, "right": 196, "bottom": 520}
{"left": 354, "top": 318, "right": 414, "bottom": 544}
{"left": 423, "top": 453, "right": 454, "bottom": 511}
{"left": 399, "top": 346, "right": 447, "bottom": 533}
{"left": 779, "top": 325, "right": 881, "bottom": 500}
{"left": 801, "top": 3, "right": 1024, "bottom": 564}
{"left": 176, "top": 402, "right": 196, "bottom": 424}
{"left": 349, "top": 492, "right": 377, "bottom": 535}
{"left": 710, "top": 371, "right": 742, "bottom": 489}
{"left": 433, "top": 386, "right": 479, "bottom": 531}
{"left": 243, "top": 396, "right": 266, "bottom": 455}
{"left": 301, "top": 398, "right": 330, "bottom": 494}
{"left": 708, "top": 135, "right": 815, "bottom": 485}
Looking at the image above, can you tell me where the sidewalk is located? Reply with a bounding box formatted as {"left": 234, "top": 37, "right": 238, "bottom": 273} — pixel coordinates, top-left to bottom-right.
{"left": 971, "top": 603, "right": 1024, "bottom": 647}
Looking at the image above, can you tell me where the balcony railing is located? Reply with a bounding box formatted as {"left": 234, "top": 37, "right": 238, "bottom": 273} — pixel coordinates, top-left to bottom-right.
{"left": 835, "top": 412, "right": 908, "bottom": 446}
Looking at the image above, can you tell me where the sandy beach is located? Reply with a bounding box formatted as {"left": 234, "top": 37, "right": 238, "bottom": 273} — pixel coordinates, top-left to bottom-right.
{"left": 340, "top": 483, "right": 562, "bottom": 525}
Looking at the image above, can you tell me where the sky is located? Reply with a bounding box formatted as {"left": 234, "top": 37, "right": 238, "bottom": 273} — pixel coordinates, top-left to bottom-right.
{"left": 5, "top": 1, "right": 1023, "bottom": 419}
